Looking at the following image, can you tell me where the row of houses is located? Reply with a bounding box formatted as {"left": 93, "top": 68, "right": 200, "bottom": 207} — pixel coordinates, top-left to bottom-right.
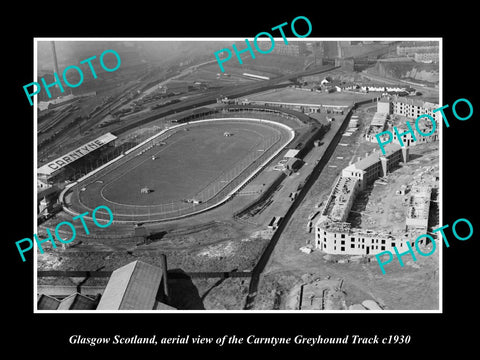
{"left": 396, "top": 41, "right": 439, "bottom": 63}
{"left": 298, "top": 76, "right": 414, "bottom": 95}
{"left": 256, "top": 41, "right": 308, "bottom": 56}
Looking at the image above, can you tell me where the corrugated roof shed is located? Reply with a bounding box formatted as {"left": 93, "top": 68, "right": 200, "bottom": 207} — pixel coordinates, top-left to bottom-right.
{"left": 38, "top": 293, "right": 99, "bottom": 310}
{"left": 284, "top": 149, "right": 300, "bottom": 158}
{"left": 37, "top": 294, "right": 61, "bottom": 310}
{"left": 96, "top": 261, "right": 164, "bottom": 310}
{"left": 153, "top": 301, "right": 176, "bottom": 310}
{"left": 57, "top": 293, "right": 98, "bottom": 310}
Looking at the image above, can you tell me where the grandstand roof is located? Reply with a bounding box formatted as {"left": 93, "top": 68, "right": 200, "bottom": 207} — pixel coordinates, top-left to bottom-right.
{"left": 224, "top": 104, "right": 313, "bottom": 124}
{"left": 37, "top": 132, "right": 117, "bottom": 177}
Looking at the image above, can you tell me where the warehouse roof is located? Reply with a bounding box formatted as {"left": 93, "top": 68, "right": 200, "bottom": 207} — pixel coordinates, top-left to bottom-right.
{"left": 57, "top": 293, "right": 98, "bottom": 310}
{"left": 96, "top": 260, "right": 165, "bottom": 310}
{"left": 37, "top": 293, "right": 98, "bottom": 310}
{"left": 284, "top": 149, "right": 300, "bottom": 158}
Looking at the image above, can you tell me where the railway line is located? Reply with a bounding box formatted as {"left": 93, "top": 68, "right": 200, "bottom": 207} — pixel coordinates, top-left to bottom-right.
{"left": 38, "top": 64, "right": 339, "bottom": 166}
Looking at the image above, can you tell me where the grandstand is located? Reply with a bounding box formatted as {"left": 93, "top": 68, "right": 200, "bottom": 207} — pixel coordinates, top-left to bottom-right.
{"left": 37, "top": 133, "right": 117, "bottom": 190}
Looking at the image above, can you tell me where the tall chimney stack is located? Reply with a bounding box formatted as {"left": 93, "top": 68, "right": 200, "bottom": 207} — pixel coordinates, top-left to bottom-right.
{"left": 50, "top": 41, "right": 60, "bottom": 76}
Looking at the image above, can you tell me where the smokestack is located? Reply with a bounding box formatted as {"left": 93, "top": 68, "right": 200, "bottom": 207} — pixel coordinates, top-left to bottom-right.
{"left": 337, "top": 41, "right": 342, "bottom": 58}
{"left": 50, "top": 41, "right": 60, "bottom": 75}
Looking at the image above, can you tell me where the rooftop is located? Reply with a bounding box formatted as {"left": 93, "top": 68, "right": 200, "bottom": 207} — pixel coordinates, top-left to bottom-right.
{"left": 284, "top": 149, "right": 300, "bottom": 158}
{"left": 37, "top": 293, "right": 98, "bottom": 310}
{"left": 398, "top": 41, "right": 439, "bottom": 48}
{"left": 37, "top": 132, "right": 117, "bottom": 177}
{"left": 371, "top": 112, "right": 388, "bottom": 127}
{"left": 378, "top": 97, "right": 391, "bottom": 104}
{"left": 324, "top": 176, "right": 359, "bottom": 221}
{"left": 344, "top": 143, "right": 402, "bottom": 172}
{"left": 394, "top": 96, "right": 439, "bottom": 110}
{"left": 316, "top": 218, "right": 352, "bottom": 232}
{"left": 96, "top": 260, "right": 165, "bottom": 310}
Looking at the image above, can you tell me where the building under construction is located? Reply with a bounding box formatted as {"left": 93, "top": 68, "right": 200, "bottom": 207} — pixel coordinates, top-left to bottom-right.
{"left": 314, "top": 143, "right": 432, "bottom": 256}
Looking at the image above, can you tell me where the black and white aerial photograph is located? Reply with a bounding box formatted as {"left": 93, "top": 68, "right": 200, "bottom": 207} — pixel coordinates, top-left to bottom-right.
{"left": 34, "top": 39, "right": 441, "bottom": 312}
{"left": 6, "top": 6, "right": 478, "bottom": 356}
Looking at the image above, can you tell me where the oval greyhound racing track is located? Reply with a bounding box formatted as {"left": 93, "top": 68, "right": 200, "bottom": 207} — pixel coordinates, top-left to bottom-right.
{"left": 63, "top": 118, "right": 294, "bottom": 223}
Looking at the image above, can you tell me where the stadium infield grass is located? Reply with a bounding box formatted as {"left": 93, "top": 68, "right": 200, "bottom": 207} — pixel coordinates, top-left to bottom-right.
{"left": 79, "top": 120, "right": 286, "bottom": 212}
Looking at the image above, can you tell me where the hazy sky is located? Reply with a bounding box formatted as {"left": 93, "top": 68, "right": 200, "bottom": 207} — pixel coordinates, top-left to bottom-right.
{"left": 37, "top": 40, "right": 231, "bottom": 73}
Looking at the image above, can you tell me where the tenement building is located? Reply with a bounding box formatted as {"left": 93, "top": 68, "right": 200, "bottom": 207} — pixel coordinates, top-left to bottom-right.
{"left": 341, "top": 144, "right": 408, "bottom": 190}
{"left": 391, "top": 96, "right": 441, "bottom": 122}
{"left": 314, "top": 143, "right": 430, "bottom": 256}
{"left": 365, "top": 96, "right": 440, "bottom": 146}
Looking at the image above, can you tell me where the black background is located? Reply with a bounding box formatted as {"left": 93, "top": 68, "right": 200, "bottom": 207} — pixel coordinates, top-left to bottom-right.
{"left": 5, "top": 2, "right": 478, "bottom": 356}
